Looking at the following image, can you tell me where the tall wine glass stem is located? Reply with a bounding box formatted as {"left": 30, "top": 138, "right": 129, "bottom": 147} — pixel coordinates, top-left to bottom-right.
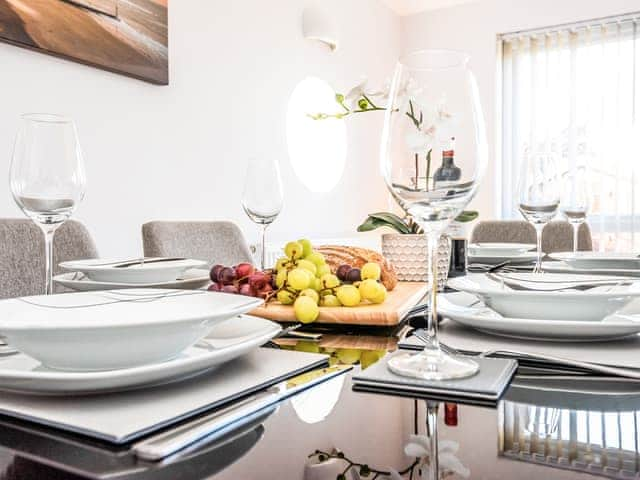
{"left": 387, "top": 227, "right": 479, "bottom": 380}
{"left": 425, "top": 231, "right": 441, "bottom": 352}
{"left": 39, "top": 224, "right": 58, "bottom": 295}
{"left": 260, "top": 224, "right": 268, "bottom": 271}
{"left": 572, "top": 223, "right": 579, "bottom": 253}
{"left": 533, "top": 224, "right": 544, "bottom": 273}
{"left": 425, "top": 401, "right": 439, "bottom": 480}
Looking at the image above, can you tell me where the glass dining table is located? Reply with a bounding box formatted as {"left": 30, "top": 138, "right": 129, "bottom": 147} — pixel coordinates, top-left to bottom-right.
{"left": 0, "top": 337, "right": 636, "bottom": 480}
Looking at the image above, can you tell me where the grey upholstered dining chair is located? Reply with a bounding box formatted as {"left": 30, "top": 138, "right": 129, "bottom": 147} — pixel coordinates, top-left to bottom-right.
{"left": 470, "top": 220, "right": 593, "bottom": 253}
{"left": 142, "top": 221, "right": 254, "bottom": 267}
{"left": 0, "top": 219, "right": 98, "bottom": 299}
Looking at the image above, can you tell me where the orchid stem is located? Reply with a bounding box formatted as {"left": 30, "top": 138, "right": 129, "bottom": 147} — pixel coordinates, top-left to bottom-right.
{"left": 425, "top": 149, "right": 432, "bottom": 192}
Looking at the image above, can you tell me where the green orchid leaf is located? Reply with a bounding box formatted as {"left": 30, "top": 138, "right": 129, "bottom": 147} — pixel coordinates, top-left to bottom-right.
{"left": 357, "top": 214, "right": 408, "bottom": 234}
{"left": 357, "top": 217, "right": 392, "bottom": 233}
{"left": 455, "top": 210, "right": 479, "bottom": 223}
{"left": 367, "top": 212, "right": 412, "bottom": 234}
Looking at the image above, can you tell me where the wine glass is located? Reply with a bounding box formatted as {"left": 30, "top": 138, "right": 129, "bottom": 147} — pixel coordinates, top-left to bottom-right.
{"left": 242, "top": 157, "right": 283, "bottom": 270}
{"left": 381, "top": 50, "right": 488, "bottom": 380}
{"left": 517, "top": 150, "right": 560, "bottom": 272}
{"left": 559, "top": 166, "right": 589, "bottom": 252}
{"left": 10, "top": 113, "right": 86, "bottom": 295}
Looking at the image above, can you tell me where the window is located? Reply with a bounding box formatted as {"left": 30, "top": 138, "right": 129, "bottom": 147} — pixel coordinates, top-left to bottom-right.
{"left": 286, "top": 77, "right": 347, "bottom": 193}
{"left": 500, "top": 13, "right": 640, "bottom": 251}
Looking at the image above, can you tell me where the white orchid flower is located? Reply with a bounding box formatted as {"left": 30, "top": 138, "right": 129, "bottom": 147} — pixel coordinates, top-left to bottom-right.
{"left": 404, "top": 434, "right": 431, "bottom": 457}
{"left": 367, "top": 79, "right": 392, "bottom": 99}
{"left": 405, "top": 129, "right": 434, "bottom": 154}
{"left": 344, "top": 78, "right": 370, "bottom": 108}
{"left": 402, "top": 436, "right": 469, "bottom": 479}
{"left": 439, "top": 451, "right": 470, "bottom": 478}
{"left": 402, "top": 93, "right": 457, "bottom": 154}
{"left": 439, "top": 440, "right": 460, "bottom": 454}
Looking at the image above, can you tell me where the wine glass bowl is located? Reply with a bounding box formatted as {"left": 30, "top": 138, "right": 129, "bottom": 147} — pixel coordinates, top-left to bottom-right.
{"left": 517, "top": 150, "right": 560, "bottom": 272}
{"left": 559, "top": 167, "right": 589, "bottom": 252}
{"left": 381, "top": 50, "right": 488, "bottom": 380}
{"left": 241, "top": 157, "right": 284, "bottom": 270}
{"left": 10, "top": 113, "right": 86, "bottom": 294}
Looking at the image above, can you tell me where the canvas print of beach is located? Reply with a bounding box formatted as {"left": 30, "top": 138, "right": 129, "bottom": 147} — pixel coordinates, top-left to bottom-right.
{"left": 0, "top": 0, "right": 168, "bottom": 84}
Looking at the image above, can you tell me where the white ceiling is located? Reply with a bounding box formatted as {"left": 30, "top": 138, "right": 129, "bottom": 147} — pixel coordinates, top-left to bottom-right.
{"left": 381, "top": 0, "right": 478, "bottom": 16}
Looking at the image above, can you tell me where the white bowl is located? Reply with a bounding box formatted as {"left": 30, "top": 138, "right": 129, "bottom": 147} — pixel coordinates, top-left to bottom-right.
{"left": 0, "top": 289, "right": 263, "bottom": 371}
{"left": 438, "top": 291, "right": 640, "bottom": 341}
{"left": 448, "top": 273, "right": 640, "bottom": 321}
{"left": 59, "top": 258, "right": 207, "bottom": 284}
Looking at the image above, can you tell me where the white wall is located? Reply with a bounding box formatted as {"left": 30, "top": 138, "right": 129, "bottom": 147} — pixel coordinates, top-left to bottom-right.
{"left": 402, "top": 0, "right": 640, "bottom": 219}
{"left": 0, "top": 0, "right": 401, "bottom": 257}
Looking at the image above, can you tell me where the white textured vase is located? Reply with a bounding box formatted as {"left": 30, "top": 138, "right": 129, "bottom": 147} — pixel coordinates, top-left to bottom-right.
{"left": 381, "top": 233, "right": 451, "bottom": 290}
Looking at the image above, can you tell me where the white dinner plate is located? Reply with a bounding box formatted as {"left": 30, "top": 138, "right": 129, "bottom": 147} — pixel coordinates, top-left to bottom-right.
{"left": 54, "top": 269, "right": 211, "bottom": 292}
{"left": 59, "top": 258, "right": 207, "bottom": 284}
{"left": 549, "top": 252, "right": 640, "bottom": 270}
{"left": 543, "top": 261, "right": 640, "bottom": 277}
{"left": 448, "top": 273, "right": 640, "bottom": 321}
{"left": 438, "top": 291, "right": 640, "bottom": 341}
{"left": 0, "top": 289, "right": 263, "bottom": 371}
{"left": 468, "top": 242, "right": 535, "bottom": 257}
{"left": 0, "top": 315, "right": 281, "bottom": 395}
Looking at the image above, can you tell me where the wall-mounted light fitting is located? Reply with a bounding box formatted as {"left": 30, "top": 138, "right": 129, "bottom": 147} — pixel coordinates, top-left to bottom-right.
{"left": 302, "top": 5, "right": 339, "bottom": 52}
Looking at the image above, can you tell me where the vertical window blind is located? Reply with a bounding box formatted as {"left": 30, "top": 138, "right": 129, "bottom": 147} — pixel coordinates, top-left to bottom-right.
{"left": 501, "top": 401, "right": 640, "bottom": 478}
{"left": 500, "top": 13, "right": 640, "bottom": 251}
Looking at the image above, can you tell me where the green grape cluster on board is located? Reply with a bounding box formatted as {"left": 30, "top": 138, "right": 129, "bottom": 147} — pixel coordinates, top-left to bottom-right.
{"left": 273, "top": 239, "right": 388, "bottom": 324}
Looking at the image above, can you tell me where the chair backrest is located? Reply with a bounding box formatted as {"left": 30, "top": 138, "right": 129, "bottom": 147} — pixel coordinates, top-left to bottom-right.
{"left": 470, "top": 220, "right": 593, "bottom": 253}
{"left": 0, "top": 219, "right": 98, "bottom": 299}
{"left": 142, "top": 221, "right": 254, "bottom": 267}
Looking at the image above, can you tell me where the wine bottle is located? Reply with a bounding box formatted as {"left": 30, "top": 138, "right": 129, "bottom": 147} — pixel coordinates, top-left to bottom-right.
{"left": 433, "top": 137, "right": 462, "bottom": 188}
{"left": 447, "top": 221, "right": 467, "bottom": 278}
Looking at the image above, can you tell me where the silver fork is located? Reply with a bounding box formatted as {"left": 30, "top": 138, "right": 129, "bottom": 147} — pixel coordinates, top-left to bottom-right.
{"left": 412, "top": 329, "right": 640, "bottom": 380}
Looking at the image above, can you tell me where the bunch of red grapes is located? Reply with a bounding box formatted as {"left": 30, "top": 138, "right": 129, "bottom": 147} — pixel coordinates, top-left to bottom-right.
{"left": 208, "top": 263, "right": 274, "bottom": 299}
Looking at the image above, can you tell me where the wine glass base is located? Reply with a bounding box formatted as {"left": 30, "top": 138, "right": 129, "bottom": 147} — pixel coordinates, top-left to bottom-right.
{"left": 387, "top": 349, "right": 479, "bottom": 381}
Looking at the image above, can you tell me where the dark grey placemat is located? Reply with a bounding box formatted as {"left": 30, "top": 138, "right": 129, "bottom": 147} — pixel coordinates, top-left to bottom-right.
{"left": 353, "top": 351, "right": 517, "bottom": 402}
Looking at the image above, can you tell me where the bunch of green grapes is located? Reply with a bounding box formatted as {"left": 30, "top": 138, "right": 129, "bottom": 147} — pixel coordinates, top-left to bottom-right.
{"left": 271, "top": 239, "right": 388, "bottom": 324}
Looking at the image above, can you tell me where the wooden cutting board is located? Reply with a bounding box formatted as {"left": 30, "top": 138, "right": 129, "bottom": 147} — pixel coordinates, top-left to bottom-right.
{"left": 250, "top": 282, "right": 428, "bottom": 326}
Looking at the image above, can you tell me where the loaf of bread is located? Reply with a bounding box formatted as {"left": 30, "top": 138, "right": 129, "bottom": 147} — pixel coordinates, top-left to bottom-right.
{"left": 316, "top": 245, "right": 398, "bottom": 291}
